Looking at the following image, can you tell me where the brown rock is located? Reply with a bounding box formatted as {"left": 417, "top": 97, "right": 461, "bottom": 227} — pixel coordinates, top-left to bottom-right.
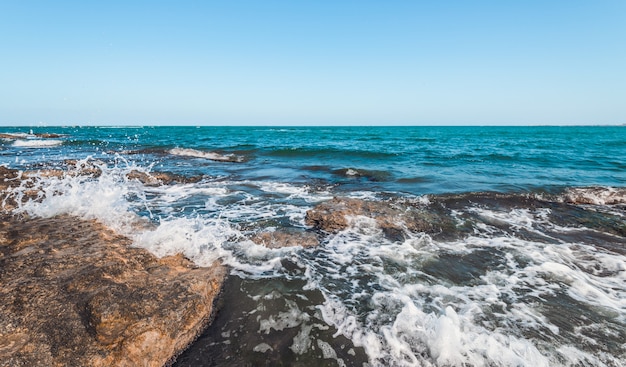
{"left": 251, "top": 230, "right": 319, "bottom": 248}
{"left": 304, "top": 197, "right": 401, "bottom": 233}
{"left": 305, "top": 197, "right": 451, "bottom": 240}
{"left": 0, "top": 214, "right": 226, "bottom": 367}
{"left": 63, "top": 159, "right": 103, "bottom": 177}
{"left": 0, "top": 166, "right": 19, "bottom": 193}
{"left": 127, "top": 170, "right": 203, "bottom": 186}
{"left": 34, "top": 133, "right": 64, "bottom": 139}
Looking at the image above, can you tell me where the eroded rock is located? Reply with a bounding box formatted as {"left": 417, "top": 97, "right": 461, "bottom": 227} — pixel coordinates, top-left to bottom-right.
{"left": 0, "top": 215, "right": 225, "bottom": 367}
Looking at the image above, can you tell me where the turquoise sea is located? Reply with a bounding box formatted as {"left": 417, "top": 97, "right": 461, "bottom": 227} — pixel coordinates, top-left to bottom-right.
{"left": 2, "top": 126, "right": 625, "bottom": 194}
{"left": 1, "top": 126, "right": 625, "bottom": 366}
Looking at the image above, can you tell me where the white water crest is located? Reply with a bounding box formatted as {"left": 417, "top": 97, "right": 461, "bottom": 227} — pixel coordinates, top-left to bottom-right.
{"left": 12, "top": 159, "right": 314, "bottom": 274}
{"left": 12, "top": 139, "right": 64, "bottom": 148}
{"left": 168, "top": 147, "right": 244, "bottom": 162}
{"left": 561, "top": 186, "right": 626, "bottom": 205}
{"left": 304, "top": 206, "right": 626, "bottom": 366}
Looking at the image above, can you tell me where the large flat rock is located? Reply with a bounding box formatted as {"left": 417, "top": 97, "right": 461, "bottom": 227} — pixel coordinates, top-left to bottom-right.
{"left": 0, "top": 214, "right": 225, "bottom": 367}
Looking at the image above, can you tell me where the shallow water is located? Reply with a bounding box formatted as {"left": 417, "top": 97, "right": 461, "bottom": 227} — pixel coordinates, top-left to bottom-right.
{"left": 1, "top": 126, "right": 625, "bottom": 366}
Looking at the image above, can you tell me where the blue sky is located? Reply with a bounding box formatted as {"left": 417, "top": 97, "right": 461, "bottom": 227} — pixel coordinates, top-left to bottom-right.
{"left": 1, "top": 0, "right": 625, "bottom": 126}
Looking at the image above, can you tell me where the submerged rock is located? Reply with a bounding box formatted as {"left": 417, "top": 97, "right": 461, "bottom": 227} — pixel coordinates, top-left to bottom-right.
{"left": 127, "top": 170, "right": 203, "bottom": 186}
{"left": 251, "top": 230, "right": 319, "bottom": 248}
{"left": 305, "top": 197, "right": 455, "bottom": 241}
{"left": 0, "top": 214, "right": 225, "bottom": 367}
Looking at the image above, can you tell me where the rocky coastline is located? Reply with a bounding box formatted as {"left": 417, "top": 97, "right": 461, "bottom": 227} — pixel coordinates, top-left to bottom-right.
{"left": 0, "top": 166, "right": 226, "bottom": 366}
{"left": 0, "top": 164, "right": 328, "bottom": 366}
{"left": 3, "top": 159, "right": 624, "bottom": 366}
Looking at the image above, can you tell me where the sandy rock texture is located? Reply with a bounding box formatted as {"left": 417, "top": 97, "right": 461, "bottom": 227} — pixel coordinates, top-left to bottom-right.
{"left": 0, "top": 165, "right": 226, "bottom": 367}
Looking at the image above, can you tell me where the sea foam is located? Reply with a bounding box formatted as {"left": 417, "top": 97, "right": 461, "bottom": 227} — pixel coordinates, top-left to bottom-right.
{"left": 169, "top": 148, "right": 244, "bottom": 162}
{"left": 8, "top": 159, "right": 626, "bottom": 366}
{"left": 12, "top": 139, "right": 64, "bottom": 148}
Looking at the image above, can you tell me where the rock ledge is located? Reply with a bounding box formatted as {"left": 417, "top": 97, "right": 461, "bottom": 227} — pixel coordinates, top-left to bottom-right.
{"left": 0, "top": 214, "right": 225, "bottom": 367}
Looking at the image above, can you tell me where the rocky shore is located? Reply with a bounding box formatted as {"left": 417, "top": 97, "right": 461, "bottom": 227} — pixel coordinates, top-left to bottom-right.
{"left": 0, "top": 164, "right": 328, "bottom": 366}
{"left": 0, "top": 213, "right": 226, "bottom": 367}
{"left": 0, "top": 166, "right": 226, "bottom": 367}
{"left": 4, "top": 159, "right": 623, "bottom": 366}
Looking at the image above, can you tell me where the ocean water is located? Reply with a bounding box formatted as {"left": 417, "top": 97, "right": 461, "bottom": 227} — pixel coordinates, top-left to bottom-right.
{"left": 1, "top": 126, "right": 625, "bottom": 366}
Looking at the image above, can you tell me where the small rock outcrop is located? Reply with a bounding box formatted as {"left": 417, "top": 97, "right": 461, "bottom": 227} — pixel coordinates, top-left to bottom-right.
{"left": 251, "top": 230, "right": 319, "bottom": 248}
{"left": 305, "top": 197, "right": 453, "bottom": 240}
{"left": 127, "top": 170, "right": 203, "bottom": 186}
{"left": 0, "top": 213, "right": 225, "bottom": 366}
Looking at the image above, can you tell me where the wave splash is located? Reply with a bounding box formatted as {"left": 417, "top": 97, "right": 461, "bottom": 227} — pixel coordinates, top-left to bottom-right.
{"left": 12, "top": 139, "right": 64, "bottom": 148}
{"left": 168, "top": 148, "right": 245, "bottom": 162}
{"left": 4, "top": 159, "right": 625, "bottom": 366}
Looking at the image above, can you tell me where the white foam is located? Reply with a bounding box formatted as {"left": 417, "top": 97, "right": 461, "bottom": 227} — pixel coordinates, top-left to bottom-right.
{"left": 12, "top": 161, "right": 315, "bottom": 275}
{"left": 259, "top": 299, "right": 310, "bottom": 334}
{"left": 169, "top": 147, "right": 243, "bottom": 162}
{"left": 303, "top": 205, "right": 626, "bottom": 366}
{"left": 562, "top": 186, "right": 626, "bottom": 205}
{"left": 253, "top": 343, "right": 273, "bottom": 353}
{"left": 12, "top": 139, "right": 63, "bottom": 148}
{"left": 133, "top": 216, "right": 237, "bottom": 267}
{"left": 8, "top": 161, "right": 626, "bottom": 366}
{"left": 16, "top": 160, "right": 139, "bottom": 232}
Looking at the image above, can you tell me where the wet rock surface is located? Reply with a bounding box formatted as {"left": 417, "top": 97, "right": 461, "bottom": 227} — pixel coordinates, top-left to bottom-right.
{"left": 0, "top": 214, "right": 226, "bottom": 367}
{"left": 562, "top": 186, "right": 626, "bottom": 205}
{"left": 305, "top": 197, "right": 457, "bottom": 241}
{"left": 127, "top": 170, "right": 203, "bottom": 186}
{"left": 250, "top": 230, "right": 319, "bottom": 249}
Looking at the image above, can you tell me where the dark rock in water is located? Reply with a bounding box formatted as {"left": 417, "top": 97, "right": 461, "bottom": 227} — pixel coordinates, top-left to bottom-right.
{"left": 33, "top": 133, "right": 65, "bottom": 139}
{"left": 251, "top": 230, "right": 319, "bottom": 248}
{"left": 0, "top": 214, "right": 225, "bottom": 367}
{"left": 305, "top": 197, "right": 455, "bottom": 241}
{"left": 127, "top": 170, "right": 203, "bottom": 186}
{"left": 331, "top": 168, "right": 392, "bottom": 182}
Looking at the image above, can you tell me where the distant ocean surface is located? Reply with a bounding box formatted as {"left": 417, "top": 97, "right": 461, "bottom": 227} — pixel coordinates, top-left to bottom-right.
{"left": 1, "top": 126, "right": 625, "bottom": 366}
{"left": 2, "top": 126, "right": 625, "bottom": 194}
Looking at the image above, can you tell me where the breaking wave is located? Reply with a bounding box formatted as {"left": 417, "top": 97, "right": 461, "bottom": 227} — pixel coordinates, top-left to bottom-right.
{"left": 168, "top": 148, "right": 245, "bottom": 162}
{"left": 4, "top": 159, "right": 625, "bottom": 366}
{"left": 12, "top": 139, "right": 64, "bottom": 148}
